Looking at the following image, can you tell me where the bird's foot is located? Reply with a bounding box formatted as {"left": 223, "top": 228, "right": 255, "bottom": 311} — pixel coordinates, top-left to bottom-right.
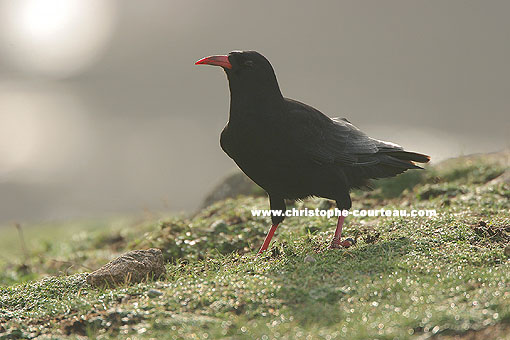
{"left": 329, "top": 237, "right": 355, "bottom": 249}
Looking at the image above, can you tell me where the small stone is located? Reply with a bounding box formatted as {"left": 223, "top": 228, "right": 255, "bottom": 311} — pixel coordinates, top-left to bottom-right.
{"left": 304, "top": 255, "right": 316, "bottom": 263}
{"left": 147, "top": 289, "right": 163, "bottom": 298}
{"left": 504, "top": 245, "right": 510, "bottom": 257}
{"left": 87, "top": 248, "right": 166, "bottom": 288}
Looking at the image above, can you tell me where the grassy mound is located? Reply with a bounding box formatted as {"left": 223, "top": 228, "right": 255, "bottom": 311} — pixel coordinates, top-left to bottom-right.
{"left": 0, "top": 152, "right": 509, "bottom": 339}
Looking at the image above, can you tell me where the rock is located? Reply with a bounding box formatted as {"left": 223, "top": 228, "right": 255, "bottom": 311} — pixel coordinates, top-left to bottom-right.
{"left": 304, "top": 255, "right": 316, "bottom": 263}
{"left": 201, "top": 171, "right": 263, "bottom": 208}
{"left": 87, "top": 248, "right": 166, "bottom": 288}
{"left": 489, "top": 170, "right": 510, "bottom": 185}
{"left": 147, "top": 289, "right": 163, "bottom": 298}
{"left": 504, "top": 245, "right": 510, "bottom": 257}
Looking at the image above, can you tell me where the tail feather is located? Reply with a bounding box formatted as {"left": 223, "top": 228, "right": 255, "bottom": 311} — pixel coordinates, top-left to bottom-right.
{"left": 341, "top": 150, "right": 430, "bottom": 190}
{"left": 387, "top": 150, "right": 430, "bottom": 164}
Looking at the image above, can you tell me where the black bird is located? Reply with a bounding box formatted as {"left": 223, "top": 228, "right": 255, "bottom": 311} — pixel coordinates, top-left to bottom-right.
{"left": 196, "top": 51, "right": 430, "bottom": 253}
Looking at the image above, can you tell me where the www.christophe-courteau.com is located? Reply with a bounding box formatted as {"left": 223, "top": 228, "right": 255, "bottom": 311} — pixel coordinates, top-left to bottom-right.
{"left": 251, "top": 208, "right": 437, "bottom": 219}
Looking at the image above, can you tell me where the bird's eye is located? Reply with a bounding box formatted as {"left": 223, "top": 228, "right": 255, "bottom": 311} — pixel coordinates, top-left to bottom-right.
{"left": 244, "top": 60, "right": 254, "bottom": 68}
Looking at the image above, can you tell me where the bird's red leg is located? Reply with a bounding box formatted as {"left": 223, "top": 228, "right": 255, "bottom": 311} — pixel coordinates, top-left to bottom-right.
{"left": 258, "top": 224, "right": 279, "bottom": 253}
{"left": 329, "top": 215, "right": 354, "bottom": 248}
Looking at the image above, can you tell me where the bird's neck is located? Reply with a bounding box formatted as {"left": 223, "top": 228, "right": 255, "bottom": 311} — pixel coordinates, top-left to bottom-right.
{"left": 227, "top": 79, "right": 285, "bottom": 125}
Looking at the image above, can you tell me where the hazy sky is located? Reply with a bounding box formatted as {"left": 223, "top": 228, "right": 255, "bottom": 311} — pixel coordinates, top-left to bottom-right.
{"left": 0, "top": 0, "right": 509, "bottom": 224}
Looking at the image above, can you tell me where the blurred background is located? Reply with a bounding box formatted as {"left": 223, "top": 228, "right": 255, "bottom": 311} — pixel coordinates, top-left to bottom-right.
{"left": 0, "top": 0, "right": 508, "bottom": 224}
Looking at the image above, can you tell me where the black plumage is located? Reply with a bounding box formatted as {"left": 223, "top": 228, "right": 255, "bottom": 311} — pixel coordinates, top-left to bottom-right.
{"left": 196, "top": 50, "right": 430, "bottom": 252}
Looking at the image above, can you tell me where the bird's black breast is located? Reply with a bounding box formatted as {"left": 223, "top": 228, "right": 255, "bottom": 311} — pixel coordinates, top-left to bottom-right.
{"left": 220, "top": 122, "right": 275, "bottom": 167}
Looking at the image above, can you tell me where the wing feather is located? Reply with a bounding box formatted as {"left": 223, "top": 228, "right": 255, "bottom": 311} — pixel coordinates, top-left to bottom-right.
{"left": 285, "top": 98, "right": 397, "bottom": 166}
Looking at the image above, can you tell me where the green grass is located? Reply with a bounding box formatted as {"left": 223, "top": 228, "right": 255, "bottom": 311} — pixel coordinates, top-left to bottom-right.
{"left": 0, "top": 153, "right": 509, "bottom": 339}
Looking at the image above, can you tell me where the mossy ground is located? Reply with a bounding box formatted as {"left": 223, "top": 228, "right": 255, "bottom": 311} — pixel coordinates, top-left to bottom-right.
{"left": 1, "top": 153, "right": 509, "bottom": 339}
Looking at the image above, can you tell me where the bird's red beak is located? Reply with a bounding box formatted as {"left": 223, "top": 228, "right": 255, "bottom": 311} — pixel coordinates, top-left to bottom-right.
{"left": 195, "top": 55, "right": 232, "bottom": 69}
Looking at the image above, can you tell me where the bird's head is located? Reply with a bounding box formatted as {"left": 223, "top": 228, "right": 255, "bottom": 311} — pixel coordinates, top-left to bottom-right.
{"left": 195, "top": 51, "right": 282, "bottom": 99}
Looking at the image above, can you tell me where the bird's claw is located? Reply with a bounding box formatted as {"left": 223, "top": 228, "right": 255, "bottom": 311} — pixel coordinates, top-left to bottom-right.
{"left": 329, "top": 237, "right": 356, "bottom": 249}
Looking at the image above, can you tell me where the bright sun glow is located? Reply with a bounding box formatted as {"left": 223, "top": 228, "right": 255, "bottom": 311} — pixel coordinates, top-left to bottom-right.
{"left": 18, "top": 0, "right": 77, "bottom": 42}
{"left": 0, "top": 0, "right": 117, "bottom": 77}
